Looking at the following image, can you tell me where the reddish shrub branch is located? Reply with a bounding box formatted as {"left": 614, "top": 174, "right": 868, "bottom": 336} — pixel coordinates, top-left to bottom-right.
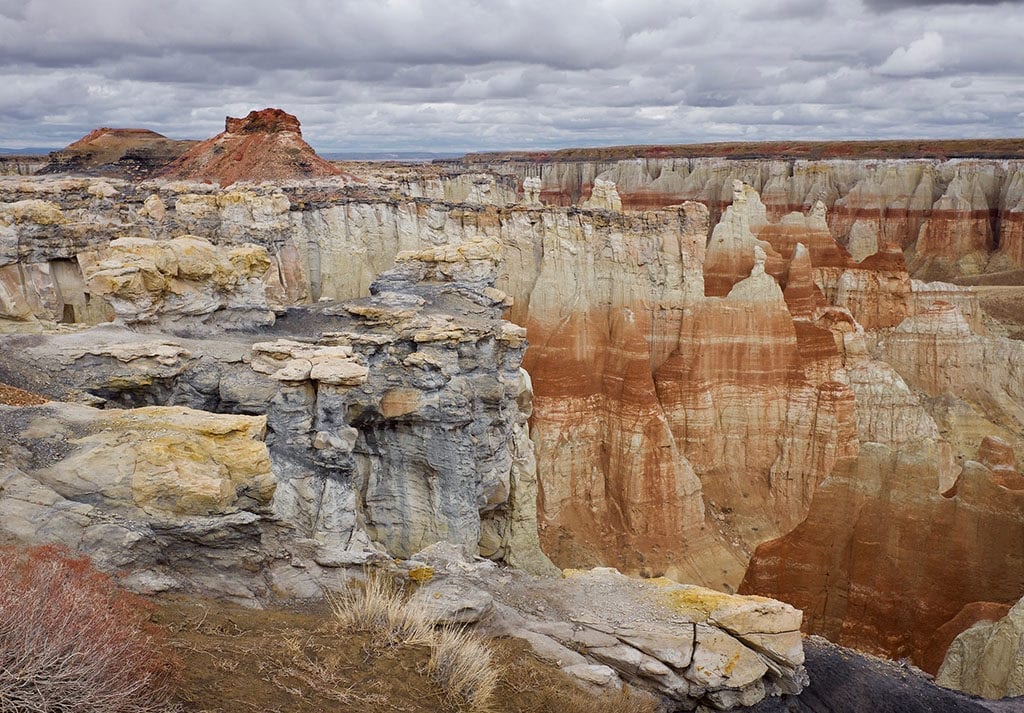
{"left": 0, "top": 545, "right": 177, "bottom": 712}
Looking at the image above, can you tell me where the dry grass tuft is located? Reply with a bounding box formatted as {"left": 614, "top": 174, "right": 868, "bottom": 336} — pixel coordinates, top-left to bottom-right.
{"left": 330, "top": 573, "right": 498, "bottom": 712}
{"left": 429, "top": 625, "right": 500, "bottom": 712}
{"left": 328, "top": 573, "right": 434, "bottom": 647}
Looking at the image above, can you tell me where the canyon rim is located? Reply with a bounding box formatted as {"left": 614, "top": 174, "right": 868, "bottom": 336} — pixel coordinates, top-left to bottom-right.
{"left": 2, "top": 107, "right": 1024, "bottom": 711}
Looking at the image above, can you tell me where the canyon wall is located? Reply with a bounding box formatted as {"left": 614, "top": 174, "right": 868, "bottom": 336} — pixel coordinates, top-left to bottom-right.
{"left": 0, "top": 224, "right": 556, "bottom": 599}
{"left": 0, "top": 176, "right": 881, "bottom": 587}
{"left": 0, "top": 173, "right": 820, "bottom": 708}
{"left": 468, "top": 156, "right": 1024, "bottom": 281}
{"left": 0, "top": 155, "right": 47, "bottom": 176}
{"left": 3, "top": 169, "right": 1024, "bottom": 674}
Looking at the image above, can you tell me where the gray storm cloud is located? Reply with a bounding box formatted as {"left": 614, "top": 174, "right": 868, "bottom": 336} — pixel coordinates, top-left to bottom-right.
{"left": 863, "top": 0, "right": 1019, "bottom": 9}
{"left": 0, "top": 0, "right": 1021, "bottom": 151}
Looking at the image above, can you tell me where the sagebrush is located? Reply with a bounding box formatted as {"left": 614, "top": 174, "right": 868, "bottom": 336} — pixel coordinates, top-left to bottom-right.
{"left": 0, "top": 544, "right": 178, "bottom": 713}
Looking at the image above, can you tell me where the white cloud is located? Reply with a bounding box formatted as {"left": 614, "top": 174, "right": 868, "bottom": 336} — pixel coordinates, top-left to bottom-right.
{"left": 0, "top": 1, "right": 1021, "bottom": 150}
{"left": 877, "top": 32, "right": 946, "bottom": 76}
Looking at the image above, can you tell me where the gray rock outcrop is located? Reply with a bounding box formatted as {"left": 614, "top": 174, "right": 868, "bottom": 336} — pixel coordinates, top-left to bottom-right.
{"left": 255, "top": 237, "right": 556, "bottom": 575}
{"left": 0, "top": 230, "right": 557, "bottom": 587}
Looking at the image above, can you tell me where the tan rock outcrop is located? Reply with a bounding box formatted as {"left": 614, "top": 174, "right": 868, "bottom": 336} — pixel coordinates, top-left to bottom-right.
{"left": 922, "top": 601, "right": 1015, "bottom": 676}
{"left": 580, "top": 178, "right": 623, "bottom": 212}
{"left": 81, "top": 235, "right": 275, "bottom": 330}
{"left": 248, "top": 237, "right": 556, "bottom": 575}
{"left": 417, "top": 554, "right": 807, "bottom": 709}
{"left": 704, "top": 180, "right": 781, "bottom": 297}
{"left": 522, "top": 176, "right": 543, "bottom": 205}
{"left": 937, "top": 596, "right": 1024, "bottom": 698}
{"left": 0, "top": 399, "right": 282, "bottom": 599}
{"left": 20, "top": 405, "right": 274, "bottom": 517}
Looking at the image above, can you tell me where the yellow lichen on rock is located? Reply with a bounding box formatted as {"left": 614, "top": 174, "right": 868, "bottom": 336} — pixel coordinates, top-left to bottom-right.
{"left": 216, "top": 189, "right": 257, "bottom": 206}
{"left": 170, "top": 236, "right": 232, "bottom": 283}
{"left": 121, "top": 407, "right": 274, "bottom": 516}
{"left": 3, "top": 199, "right": 66, "bottom": 225}
{"left": 408, "top": 565, "right": 434, "bottom": 583}
{"left": 656, "top": 583, "right": 742, "bottom": 620}
{"left": 104, "top": 406, "right": 274, "bottom": 516}
{"left": 228, "top": 245, "right": 273, "bottom": 278}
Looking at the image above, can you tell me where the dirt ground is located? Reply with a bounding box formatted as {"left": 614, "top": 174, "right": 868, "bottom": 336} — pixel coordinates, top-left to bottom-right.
{"left": 153, "top": 596, "right": 658, "bottom": 713}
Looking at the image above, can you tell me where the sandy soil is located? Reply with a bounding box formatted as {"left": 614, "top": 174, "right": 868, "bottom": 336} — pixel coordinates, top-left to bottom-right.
{"left": 153, "top": 596, "right": 657, "bottom": 713}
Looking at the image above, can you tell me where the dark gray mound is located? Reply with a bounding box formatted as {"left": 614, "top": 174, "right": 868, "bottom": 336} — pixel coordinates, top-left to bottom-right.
{"left": 743, "top": 637, "right": 1024, "bottom": 713}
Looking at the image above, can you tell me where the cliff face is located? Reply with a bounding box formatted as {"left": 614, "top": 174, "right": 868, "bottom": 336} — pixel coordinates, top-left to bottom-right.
{"left": 468, "top": 156, "right": 1024, "bottom": 281}
{"left": 3, "top": 169, "right": 1024, "bottom": 675}
{"left": 0, "top": 176, "right": 907, "bottom": 587}
{"left": 0, "top": 169, "right": 824, "bottom": 708}
{"left": 0, "top": 155, "right": 47, "bottom": 176}
{"left": 741, "top": 442, "right": 1024, "bottom": 668}
{"left": 741, "top": 295, "right": 1024, "bottom": 670}
{"left": 0, "top": 223, "right": 555, "bottom": 597}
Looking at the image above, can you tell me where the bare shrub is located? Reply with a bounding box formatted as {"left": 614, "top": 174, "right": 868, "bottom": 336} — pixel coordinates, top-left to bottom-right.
{"left": 0, "top": 544, "right": 178, "bottom": 713}
{"left": 330, "top": 573, "right": 498, "bottom": 712}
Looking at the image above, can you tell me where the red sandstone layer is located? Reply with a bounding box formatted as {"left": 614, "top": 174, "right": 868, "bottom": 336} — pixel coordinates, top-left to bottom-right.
{"left": 740, "top": 442, "right": 1024, "bottom": 673}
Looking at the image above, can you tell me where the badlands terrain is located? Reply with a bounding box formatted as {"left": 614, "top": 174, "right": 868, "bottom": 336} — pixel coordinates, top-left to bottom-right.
{"left": 2, "top": 109, "right": 1024, "bottom": 711}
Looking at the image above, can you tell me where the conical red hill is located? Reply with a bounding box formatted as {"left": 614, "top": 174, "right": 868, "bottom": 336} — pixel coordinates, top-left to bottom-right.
{"left": 158, "top": 108, "right": 348, "bottom": 186}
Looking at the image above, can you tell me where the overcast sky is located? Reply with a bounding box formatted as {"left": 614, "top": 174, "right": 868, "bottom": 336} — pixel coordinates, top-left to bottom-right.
{"left": 1, "top": 0, "right": 1022, "bottom": 152}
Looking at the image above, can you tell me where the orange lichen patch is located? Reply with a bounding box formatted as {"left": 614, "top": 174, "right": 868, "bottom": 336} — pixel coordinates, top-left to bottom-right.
{"left": 0, "top": 382, "right": 48, "bottom": 406}
{"left": 656, "top": 584, "right": 756, "bottom": 620}
{"left": 408, "top": 566, "right": 435, "bottom": 584}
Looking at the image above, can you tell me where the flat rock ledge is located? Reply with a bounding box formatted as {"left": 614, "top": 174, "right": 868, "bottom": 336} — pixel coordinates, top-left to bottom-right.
{"left": 401, "top": 544, "right": 807, "bottom": 711}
